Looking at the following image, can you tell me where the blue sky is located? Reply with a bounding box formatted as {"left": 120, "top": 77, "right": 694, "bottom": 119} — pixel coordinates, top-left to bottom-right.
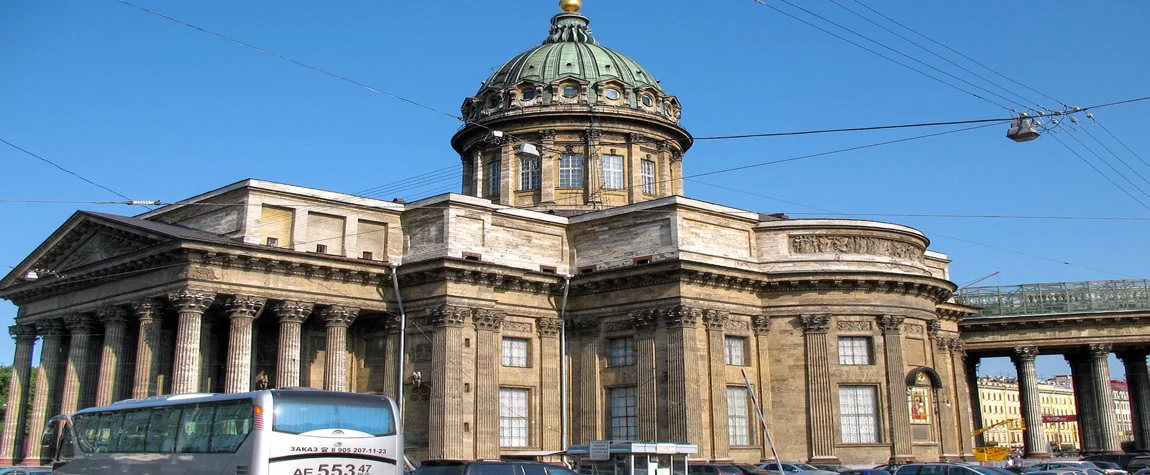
{"left": 2, "top": 1, "right": 1147, "bottom": 379}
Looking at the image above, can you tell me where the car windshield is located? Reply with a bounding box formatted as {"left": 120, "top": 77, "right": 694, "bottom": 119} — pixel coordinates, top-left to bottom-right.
{"left": 795, "top": 465, "right": 820, "bottom": 471}
{"left": 739, "top": 466, "right": 767, "bottom": 473}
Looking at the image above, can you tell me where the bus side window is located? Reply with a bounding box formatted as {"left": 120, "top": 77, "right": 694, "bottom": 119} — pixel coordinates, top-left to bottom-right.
{"left": 119, "top": 410, "right": 152, "bottom": 452}
{"left": 146, "top": 408, "right": 182, "bottom": 453}
{"left": 176, "top": 404, "right": 215, "bottom": 453}
{"left": 209, "top": 401, "right": 254, "bottom": 453}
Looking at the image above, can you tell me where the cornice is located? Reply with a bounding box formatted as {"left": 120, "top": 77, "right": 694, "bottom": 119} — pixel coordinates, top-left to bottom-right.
{"left": 960, "top": 313, "right": 1150, "bottom": 333}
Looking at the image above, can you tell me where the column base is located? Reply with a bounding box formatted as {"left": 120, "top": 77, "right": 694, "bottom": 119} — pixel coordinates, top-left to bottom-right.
{"left": 809, "top": 457, "right": 840, "bottom": 465}
{"left": 0, "top": 458, "right": 12, "bottom": 466}
{"left": 889, "top": 455, "right": 916, "bottom": 464}
{"left": 1023, "top": 451, "right": 1050, "bottom": 459}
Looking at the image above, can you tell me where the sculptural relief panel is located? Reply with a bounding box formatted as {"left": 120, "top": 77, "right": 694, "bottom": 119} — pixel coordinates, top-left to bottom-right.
{"left": 790, "top": 234, "right": 924, "bottom": 262}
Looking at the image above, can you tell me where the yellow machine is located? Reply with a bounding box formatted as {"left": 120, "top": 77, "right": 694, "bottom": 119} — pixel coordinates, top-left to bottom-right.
{"left": 971, "top": 419, "right": 1026, "bottom": 462}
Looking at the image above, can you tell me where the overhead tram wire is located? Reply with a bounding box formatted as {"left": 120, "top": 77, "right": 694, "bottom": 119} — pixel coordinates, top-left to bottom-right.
{"left": 1062, "top": 128, "right": 1150, "bottom": 200}
{"left": 747, "top": 0, "right": 1028, "bottom": 112}
{"left": 686, "top": 180, "right": 1141, "bottom": 279}
{"left": 848, "top": 0, "right": 1068, "bottom": 108}
{"left": 1095, "top": 119, "right": 1150, "bottom": 173}
{"left": 1048, "top": 133, "right": 1150, "bottom": 212}
{"left": 1079, "top": 125, "right": 1150, "bottom": 188}
{"left": 824, "top": 0, "right": 1045, "bottom": 110}
{"left": 0, "top": 137, "right": 148, "bottom": 210}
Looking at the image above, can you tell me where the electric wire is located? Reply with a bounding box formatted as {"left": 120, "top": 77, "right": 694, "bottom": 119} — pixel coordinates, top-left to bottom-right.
{"left": 825, "top": 0, "right": 1044, "bottom": 109}
{"left": 0, "top": 137, "right": 146, "bottom": 209}
{"left": 688, "top": 179, "right": 1141, "bottom": 279}
{"left": 748, "top": 0, "right": 1025, "bottom": 111}
{"left": 1048, "top": 133, "right": 1150, "bottom": 212}
{"left": 1080, "top": 126, "right": 1150, "bottom": 188}
{"left": 848, "top": 0, "right": 1069, "bottom": 108}
{"left": 1062, "top": 129, "right": 1150, "bottom": 202}
{"left": 1096, "top": 120, "right": 1150, "bottom": 174}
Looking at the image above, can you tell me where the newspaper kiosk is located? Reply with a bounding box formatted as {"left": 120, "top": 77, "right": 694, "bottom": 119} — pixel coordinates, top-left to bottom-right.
{"left": 567, "top": 442, "right": 697, "bottom": 475}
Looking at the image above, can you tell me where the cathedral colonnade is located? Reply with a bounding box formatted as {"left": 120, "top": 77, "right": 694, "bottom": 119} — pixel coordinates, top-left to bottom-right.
{"left": 965, "top": 345, "right": 1150, "bottom": 457}
{"left": 0, "top": 288, "right": 378, "bottom": 466}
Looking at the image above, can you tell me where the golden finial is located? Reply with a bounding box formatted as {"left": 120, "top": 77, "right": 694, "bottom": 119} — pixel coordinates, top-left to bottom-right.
{"left": 559, "top": 0, "right": 582, "bottom": 13}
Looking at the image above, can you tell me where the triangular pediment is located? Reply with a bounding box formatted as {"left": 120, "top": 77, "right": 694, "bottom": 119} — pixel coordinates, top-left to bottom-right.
{"left": 0, "top": 212, "right": 170, "bottom": 289}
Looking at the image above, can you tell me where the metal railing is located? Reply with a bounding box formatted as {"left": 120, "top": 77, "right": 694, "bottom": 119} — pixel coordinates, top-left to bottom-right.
{"left": 956, "top": 279, "right": 1150, "bottom": 317}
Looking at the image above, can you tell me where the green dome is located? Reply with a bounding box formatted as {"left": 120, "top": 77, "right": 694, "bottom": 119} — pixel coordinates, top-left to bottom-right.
{"left": 481, "top": 12, "right": 664, "bottom": 93}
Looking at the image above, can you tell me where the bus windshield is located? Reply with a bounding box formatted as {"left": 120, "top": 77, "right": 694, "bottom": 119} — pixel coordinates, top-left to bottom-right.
{"left": 272, "top": 392, "right": 395, "bottom": 436}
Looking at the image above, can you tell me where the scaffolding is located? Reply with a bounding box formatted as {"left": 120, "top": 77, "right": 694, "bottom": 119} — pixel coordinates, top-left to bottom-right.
{"left": 957, "top": 279, "right": 1150, "bottom": 318}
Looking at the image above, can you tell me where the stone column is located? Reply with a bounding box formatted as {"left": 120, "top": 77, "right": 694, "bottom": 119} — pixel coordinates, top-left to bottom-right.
{"left": 537, "top": 318, "right": 563, "bottom": 451}
{"left": 951, "top": 342, "right": 976, "bottom": 460}
{"left": 498, "top": 139, "right": 514, "bottom": 205}
{"left": 25, "top": 320, "right": 65, "bottom": 462}
{"left": 663, "top": 306, "right": 703, "bottom": 449}
{"left": 631, "top": 309, "right": 659, "bottom": 442}
{"left": 933, "top": 337, "right": 957, "bottom": 460}
{"left": 1118, "top": 351, "right": 1150, "bottom": 451}
{"left": 320, "top": 306, "right": 358, "bottom": 392}
{"left": 752, "top": 315, "right": 773, "bottom": 460}
{"left": 224, "top": 295, "right": 265, "bottom": 393}
{"left": 472, "top": 309, "right": 503, "bottom": 459}
{"left": 428, "top": 305, "right": 468, "bottom": 459}
{"left": 585, "top": 129, "right": 603, "bottom": 205}
{"left": 274, "top": 301, "right": 313, "bottom": 388}
{"left": 1088, "top": 343, "right": 1121, "bottom": 453}
{"left": 60, "top": 314, "right": 97, "bottom": 414}
{"left": 704, "top": 309, "right": 730, "bottom": 459}
{"left": 381, "top": 316, "right": 400, "bottom": 399}
{"left": 1012, "top": 346, "right": 1048, "bottom": 458}
{"left": 94, "top": 307, "right": 130, "bottom": 406}
{"left": 168, "top": 288, "right": 216, "bottom": 394}
{"left": 131, "top": 299, "right": 162, "bottom": 398}
{"left": 540, "top": 130, "right": 557, "bottom": 204}
{"left": 1067, "top": 352, "right": 1099, "bottom": 454}
{"left": 656, "top": 142, "right": 672, "bottom": 198}
{"left": 877, "top": 315, "right": 912, "bottom": 462}
{"left": 0, "top": 325, "right": 37, "bottom": 465}
{"left": 669, "top": 151, "right": 684, "bottom": 196}
{"left": 802, "top": 314, "right": 837, "bottom": 464}
{"left": 573, "top": 319, "right": 602, "bottom": 444}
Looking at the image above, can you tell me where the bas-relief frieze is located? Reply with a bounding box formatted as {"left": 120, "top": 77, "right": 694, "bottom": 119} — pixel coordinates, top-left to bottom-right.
{"left": 904, "top": 323, "right": 925, "bottom": 335}
{"left": 502, "top": 321, "right": 533, "bottom": 334}
{"left": 790, "top": 234, "right": 924, "bottom": 262}
{"left": 725, "top": 319, "right": 750, "bottom": 332}
{"left": 836, "top": 320, "right": 872, "bottom": 332}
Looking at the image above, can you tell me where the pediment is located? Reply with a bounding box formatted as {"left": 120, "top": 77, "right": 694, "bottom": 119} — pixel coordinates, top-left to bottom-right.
{"left": 2, "top": 213, "right": 169, "bottom": 288}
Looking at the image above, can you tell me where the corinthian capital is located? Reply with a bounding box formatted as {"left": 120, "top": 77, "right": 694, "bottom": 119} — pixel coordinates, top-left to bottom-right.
{"left": 472, "top": 309, "right": 505, "bottom": 332}
{"left": 800, "top": 314, "right": 832, "bottom": 334}
{"left": 226, "top": 295, "right": 267, "bottom": 319}
{"left": 320, "top": 305, "right": 359, "bottom": 328}
{"left": 64, "top": 314, "right": 98, "bottom": 333}
{"left": 536, "top": 318, "right": 563, "bottom": 338}
{"left": 752, "top": 315, "right": 773, "bottom": 335}
{"left": 97, "top": 306, "right": 131, "bottom": 327}
{"left": 1013, "top": 346, "right": 1040, "bottom": 362}
{"left": 876, "top": 314, "right": 905, "bottom": 334}
{"left": 629, "top": 309, "right": 659, "bottom": 331}
{"left": 274, "top": 301, "right": 314, "bottom": 324}
{"left": 702, "top": 309, "right": 729, "bottom": 332}
{"left": 36, "top": 319, "right": 66, "bottom": 338}
{"left": 9, "top": 324, "right": 37, "bottom": 343}
{"left": 1089, "top": 343, "right": 1113, "bottom": 358}
{"left": 429, "top": 305, "right": 469, "bottom": 328}
{"left": 168, "top": 288, "right": 216, "bottom": 313}
{"left": 661, "top": 305, "right": 700, "bottom": 328}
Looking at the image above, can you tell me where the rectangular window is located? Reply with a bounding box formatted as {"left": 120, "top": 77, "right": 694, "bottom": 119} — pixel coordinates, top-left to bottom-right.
{"left": 559, "top": 153, "right": 584, "bottom": 188}
{"left": 488, "top": 161, "right": 502, "bottom": 196}
{"left": 502, "top": 338, "right": 529, "bottom": 367}
{"left": 603, "top": 154, "right": 624, "bottom": 190}
{"left": 727, "top": 387, "right": 750, "bottom": 446}
{"left": 499, "top": 388, "right": 529, "bottom": 447}
{"left": 838, "top": 337, "right": 873, "bottom": 365}
{"left": 608, "top": 337, "right": 636, "bottom": 367}
{"left": 839, "top": 386, "right": 879, "bottom": 444}
{"left": 724, "top": 336, "right": 746, "bottom": 366}
{"left": 520, "top": 156, "right": 541, "bottom": 190}
{"left": 609, "top": 387, "right": 638, "bottom": 441}
{"left": 641, "top": 159, "right": 656, "bottom": 194}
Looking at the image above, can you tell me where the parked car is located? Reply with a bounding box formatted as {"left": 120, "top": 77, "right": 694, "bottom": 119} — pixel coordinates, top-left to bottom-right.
{"left": 757, "top": 462, "right": 838, "bottom": 475}
{"left": 0, "top": 469, "right": 52, "bottom": 475}
{"left": 811, "top": 466, "right": 842, "bottom": 474}
{"left": 1090, "top": 461, "right": 1130, "bottom": 475}
{"left": 839, "top": 469, "right": 891, "bottom": 475}
{"left": 690, "top": 464, "right": 773, "bottom": 475}
{"left": 1025, "top": 463, "right": 1104, "bottom": 474}
{"left": 1083, "top": 455, "right": 1150, "bottom": 471}
{"left": 416, "top": 460, "right": 579, "bottom": 475}
{"left": 1132, "top": 469, "right": 1150, "bottom": 475}
{"left": 1129, "top": 458, "right": 1150, "bottom": 474}
{"left": 894, "top": 463, "right": 1003, "bottom": 475}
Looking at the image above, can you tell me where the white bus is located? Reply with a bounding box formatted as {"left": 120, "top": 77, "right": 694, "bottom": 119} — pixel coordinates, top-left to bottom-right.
{"left": 39, "top": 389, "right": 402, "bottom": 475}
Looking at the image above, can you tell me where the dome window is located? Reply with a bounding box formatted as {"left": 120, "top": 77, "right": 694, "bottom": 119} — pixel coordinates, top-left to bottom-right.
{"left": 489, "top": 96, "right": 501, "bottom": 108}
{"left": 521, "top": 88, "right": 536, "bottom": 101}
{"left": 562, "top": 86, "right": 579, "bottom": 98}
{"left": 641, "top": 94, "right": 653, "bottom": 107}
{"left": 604, "top": 88, "right": 621, "bottom": 100}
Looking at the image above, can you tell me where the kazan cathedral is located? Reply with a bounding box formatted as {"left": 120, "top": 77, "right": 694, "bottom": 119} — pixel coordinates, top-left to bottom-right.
{"left": 0, "top": 0, "right": 978, "bottom": 467}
